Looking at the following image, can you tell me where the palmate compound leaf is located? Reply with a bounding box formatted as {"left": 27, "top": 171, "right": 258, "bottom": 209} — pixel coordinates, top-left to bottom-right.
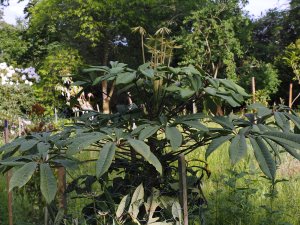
{"left": 9, "top": 162, "right": 38, "bottom": 191}
{"left": 250, "top": 137, "right": 276, "bottom": 180}
{"left": 166, "top": 126, "right": 182, "bottom": 150}
{"left": 40, "top": 163, "right": 57, "bottom": 204}
{"left": 229, "top": 134, "right": 247, "bottom": 164}
{"left": 205, "top": 135, "right": 234, "bottom": 159}
{"left": 128, "top": 139, "right": 162, "bottom": 175}
{"left": 67, "top": 132, "right": 107, "bottom": 156}
{"left": 96, "top": 142, "right": 116, "bottom": 178}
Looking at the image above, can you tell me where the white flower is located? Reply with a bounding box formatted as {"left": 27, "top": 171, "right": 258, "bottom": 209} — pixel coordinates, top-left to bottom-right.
{"left": 25, "top": 80, "right": 29, "bottom": 84}
{"left": 9, "top": 81, "right": 13, "bottom": 85}
{"left": 0, "top": 62, "right": 7, "bottom": 70}
{"left": 29, "top": 81, "right": 33, "bottom": 86}
{"left": 6, "top": 72, "right": 13, "bottom": 78}
{"left": 21, "top": 75, "right": 26, "bottom": 80}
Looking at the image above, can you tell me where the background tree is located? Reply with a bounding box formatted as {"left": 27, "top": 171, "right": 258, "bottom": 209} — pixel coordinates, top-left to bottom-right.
{"left": 0, "top": 21, "right": 28, "bottom": 65}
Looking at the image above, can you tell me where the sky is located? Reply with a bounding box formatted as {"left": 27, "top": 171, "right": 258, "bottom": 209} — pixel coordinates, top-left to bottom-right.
{"left": 2, "top": 0, "right": 291, "bottom": 25}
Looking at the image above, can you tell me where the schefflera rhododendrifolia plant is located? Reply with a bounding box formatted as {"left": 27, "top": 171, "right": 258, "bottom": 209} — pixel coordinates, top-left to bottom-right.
{"left": 0, "top": 62, "right": 40, "bottom": 86}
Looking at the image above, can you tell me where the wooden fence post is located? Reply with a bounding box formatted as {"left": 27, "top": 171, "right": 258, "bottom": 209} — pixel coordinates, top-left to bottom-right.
{"left": 4, "top": 120, "right": 13, "bottom": 225}
{"left": 178, "top": 154, "right": 188, "bottom": 225}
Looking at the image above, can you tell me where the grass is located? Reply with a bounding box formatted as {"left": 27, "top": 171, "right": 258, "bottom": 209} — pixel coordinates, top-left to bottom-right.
{"left": 187, "top": 142, "right": 300, "bottom": 225}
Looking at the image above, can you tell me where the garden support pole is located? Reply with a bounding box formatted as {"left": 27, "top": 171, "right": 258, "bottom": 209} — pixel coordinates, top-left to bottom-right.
{"left": 178, "top": 154, "right": 188, "bottom": 225}
{"left": 289, "top": 83, "right": 293, "bottom": 109}
{"left": 4, "top": 120, "right": 13, "bottom": 225}
{"left": 55, "top": 108, "right": 58, "bottom": 124}
{"left": 252, "top": 77, "right": 256, "bottom": 103}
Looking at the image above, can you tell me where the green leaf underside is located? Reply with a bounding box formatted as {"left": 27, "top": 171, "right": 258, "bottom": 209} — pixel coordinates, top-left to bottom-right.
{"left": 166, "top": 126, "right": 182, "bottom": 150}
{"left": 127, "top": 139, "right": 162, "bottom": 175}
{"left": 96, "top": 142, "right": 116, "bottom": 178}
{"left": 116, "top": 72, "right": 135, "bottom": 85}
{"left": 229, "top": 134, "right": 247, "bottom": 164}
{"left": 40, "top": 163, "right": 57, "bottom": 203}
{"left": 138, "top": 125, "right": 160, "bottom": 140}
{"left": 9, "top": 162, "right": 37, "bottom": 191}
{"left": 212, "top": 116, "right": 234, "bottom": 129}
{"left": 67, "top": 132, "right": 106, "bottom": 155}
{"left": 181, "top": 120, "right": 209, "bottom": 132}
{"left": 19, "top": 139, "right": 39, "bottom": 152}
{"left": 250, "top": 137, "right": 276, "bottom": 180}
{"left": 37, "top": 142, "right": 50, "bottom": 157}
{"left": 206, "top": 135, "right": 234, "bottom": 159}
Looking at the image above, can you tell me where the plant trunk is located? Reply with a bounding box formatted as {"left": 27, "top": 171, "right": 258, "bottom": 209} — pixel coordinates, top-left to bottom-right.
{"left": 216, "top": 104, "right": 224, "bottom": 116}
{"left": 102, "top": 40, "right": 110, "bottom": 114}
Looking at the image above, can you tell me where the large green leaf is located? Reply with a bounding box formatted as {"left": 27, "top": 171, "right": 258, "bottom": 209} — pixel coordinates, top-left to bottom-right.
{"left": 19, "top": 139, "right": 39, "bottom": 152}
{"left": 127, "top": 139, "right": 162, "bottom": 175}
{"left": 116, "top": 72, "right": 136, "bottom": 85}
{"left": 275, "top": 140, "right": 300, "bottom": 160}
{"left": 116, "top": 194, "right": 130, "bottom": 219}
{"left": 37, "top": 142, "right": 50, "bottom": 158}
{"left": 206, "top": 135, "right": 234, "bottom": 159}
{"left": 273, "top": 112, "right": 287, "bottom": 131}
{"left": 229, "top": 134, "right": 247, "bottom": 164}
{"left": 215, "top": 94, "right": 240, "bottom": 107}
{"left": 166, "top": 126, "right": 182, "bottom": 150}
{"left": 212, "top": 116, "right": 234, "bottom": 130}
{"left": 128, "top": 184, "right": 144, "bottom": 219}
{"left": 40, "top": 163, "right": 57, "bottom": 204}
{"left": 67, "top": 132, "right": 106, "bottom": 156}
{"left": 181, "top": 120, "right": 209, "bottom": 132}
{"left": 250, "top": 137, "right": 276, "bottom": 180}
{"left": 9, "top": 162, "right": 37, "bottom": 191}
{"left": 172, "top": 201, "right": 182, "bottom": 223}
{"left": 180, "top": 88, "right": 195, "bottom": 98}
{"left": 138, "top": 125, "right": 160, "bottom": 140}
{"left": 96, "top": 142, "right": 116, "bottom": 178}
{"left": 262, "top": 132, "right": 300, "bottom": 149}
{"left": 284, "top": 113, "right": 300, "bottom": 130}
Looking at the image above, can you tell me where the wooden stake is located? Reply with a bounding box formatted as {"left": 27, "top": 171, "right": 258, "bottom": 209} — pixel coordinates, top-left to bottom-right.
{"left": 57, "top": 166, "right": 67, "bottom": 213}
{"left": 18, "top": 117, "right": 22, "bottom": 136}
{"left": 289, "top": 83, "right": 293, "bottom": 109}
{"left": 4, "top": 120, "right": 13, "bottom": 225}
{"left": 54, "top": 108, "right": 58, "bottom": 123}
{"left": 178, "top": 154, "right": 188, "bottom": 225}
{"left": 252, "top": 77, "right": 256, "bottom": 103}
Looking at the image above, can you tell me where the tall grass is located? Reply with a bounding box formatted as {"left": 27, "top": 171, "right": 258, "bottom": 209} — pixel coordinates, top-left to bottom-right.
{"left": 187, "top": 142, "right": 300, "bottom": 225}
